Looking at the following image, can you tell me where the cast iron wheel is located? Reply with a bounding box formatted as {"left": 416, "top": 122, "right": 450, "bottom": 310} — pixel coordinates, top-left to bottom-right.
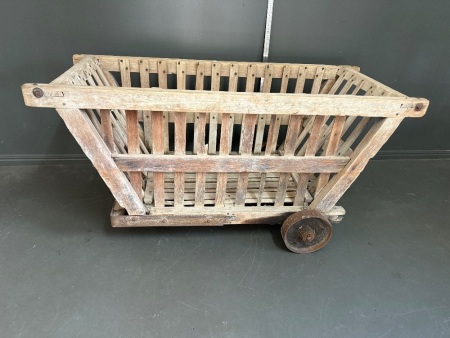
{"left": 281, "top": 210, "right": 332, "bottom": 253}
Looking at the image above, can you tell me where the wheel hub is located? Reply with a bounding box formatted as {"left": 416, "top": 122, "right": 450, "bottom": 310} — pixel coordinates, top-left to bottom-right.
{"left": 299, "top": 227, "right": 315, "bottom": 243}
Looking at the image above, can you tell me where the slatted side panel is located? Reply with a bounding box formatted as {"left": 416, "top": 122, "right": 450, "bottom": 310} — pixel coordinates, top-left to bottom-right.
{"left": 92, "top": 58, "right": 401, "bottom": 211}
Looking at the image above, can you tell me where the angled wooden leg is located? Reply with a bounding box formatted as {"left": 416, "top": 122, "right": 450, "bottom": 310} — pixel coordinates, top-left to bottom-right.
{"left": 56, "top": 108, "right": 146, "bottom": 215}
{"left": 310, "top": 117, "right": 403, "bottom": 212}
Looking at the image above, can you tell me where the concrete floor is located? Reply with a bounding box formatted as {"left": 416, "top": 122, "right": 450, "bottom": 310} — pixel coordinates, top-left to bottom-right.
{"left": 0, "top": 160, "right": 449, "bottom": 338}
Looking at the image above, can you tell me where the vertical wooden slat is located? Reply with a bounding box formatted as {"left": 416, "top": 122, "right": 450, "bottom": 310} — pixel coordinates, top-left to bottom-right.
{"left": 295, "top": 66, "right": 307, "bottom": 93}
{"left": 254, "top": 64, "right": 273, "bottom": 154}
{"left": 157, "top": 60, "right": 169, "bottom": 153}
{"left": 228, "top": 63, "right": 239, "bottom": 150}
{"left": 215, "top": 112, "right": 232, "bottom": 206}
{"left": 140, "top": 59, "right": 152, "bottom": 152}
{"left": 119, "top": 58, "right": 131, "bottom": 87}
{"left": 293, "top": 115, "right": 326, "bottom": 206}
{"left": 173, "top": 61, "right": 187, "bottom": 207}
{"left": 120, "top": 58, "right": 143, "bottom": 199}
{"left": 194, "top": 63, "right": 207, "bottom": 207}
{"left": 126, "top": 110, "right": 142, "bottom": 198}
{"left": 311, "top": 66, "right": 325, "bottom": 94}
{"left": 100, "top": 109, "right": 115, "bottom": 152}
{"left": 314, "top": 116, "right": 346, "bottom": 195}
{"left": 215, "top": 63, "right": 238, "bottom": 207}
{"left": 235, "top": 114, "right": 257, "bottom": 206}
{"left": 274, "top": 115, "right": 303, "bottom": 206}
{"left": 151, "top": 111, "right": 165, "bottom": 207}
{"left": 209, "top": 62, "right": 221, "bottom": 154}
{"left": 193, "top": 63, "right": 205, "bottom": 155}
{"left": 235, "top": 64, "right": 257, "bottom": 206}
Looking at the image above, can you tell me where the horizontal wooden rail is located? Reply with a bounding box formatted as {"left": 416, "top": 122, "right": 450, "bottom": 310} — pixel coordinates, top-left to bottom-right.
{"left": 73, "top": 54, "right": 359, "bottom": 79}
{"left": 113, "top": 154, "right": 349, "bottom": 173}
{"left": 22, "top": 84, "right": 429, "bottom": 118}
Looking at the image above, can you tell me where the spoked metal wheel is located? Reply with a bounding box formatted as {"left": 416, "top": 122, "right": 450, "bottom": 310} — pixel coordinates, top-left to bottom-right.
{"left": 281, "top": 210, "right": 332, "bottom": 253}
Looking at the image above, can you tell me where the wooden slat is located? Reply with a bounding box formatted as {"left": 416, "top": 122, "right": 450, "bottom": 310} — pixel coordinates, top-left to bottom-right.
{"left": 228, "top": 63, "right": 239, "bottom": 149}
{"left": 114, "top": 153, "right": 348, "bottom": 174}
{"left": 215, "top": 112, "right": 232, "bottom": 206}
{"left": 235, "top": 65, "right": 257, "bottom": 206}
{"left": 295, "top": 66, "right": 308, "bottom": 93}
{"left": 193, "top": 63, "right": 205, "bottom": 154}
{"left": 215, "top": 63, "right": 238, "bottom": 207}
{"left": 111, "top": 204, "right": 345, "bottom": 227}
{"left": 120, "top": 59, "right": 143, "bottom": 199}
{"left": 75, "top": 54, "right": 350, "bottom": 79}
{"left": 209, "top": 62, "right": 220, "bottom": 154}
{"left": 126, "top": 110, "right": 143, "bottom": 198}
{"left": 336, "top": 117, "right": 371, "bottom": 156}
{"left": 311, "top": 117, "right": 404, "bottom": 212}
{"left": 151, "top": 111, "right": 165, "bottom": 207}
{"left": 311, "top": 66, "right": 325, "bottom": 94}
{"left": 193, "top": 63, "right": 206, "bottom": 206}
{"left": 275, "top": 115, "right": 303, "bottom": 206}
{"left": 314, "top": 116, "right": 346, "bottom": 195}
{"left": 174, "top": 61, "right": 187, "bottom": 207}
{"left": 157, "top": 60, "right": 169, "bottom": 153}
{"left": 293, "top": 115, "right": 326, "bottom": 206}
{"left": 235, "top": 115, "right": 257, "bottom": 206}
{"left": 100, "top": 109, "right": 115, "bottom": 152}
{"left": 23, "top": 84, "right": 429, "bottom": 118}
{"left": 254, "top": 64, "right": 273, "bottom": 154}
{"left": 140, "top": 59, "right": 152, "bottom": 152}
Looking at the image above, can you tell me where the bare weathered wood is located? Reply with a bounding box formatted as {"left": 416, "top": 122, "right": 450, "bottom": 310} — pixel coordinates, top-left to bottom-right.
{"left": 275, "top": 115, "right": 303, "bottom": 206}
{"left": 336, "top": 117, "right": 371, "bottom": 156}
{"left": 75, "top": 54, "right": 350, "bottom": 79}
{"left": 126, "top": 110, "right": 143, "bottom": 198}
{"left": 100, "top": 109, "right": 115, "bottom": 152}
{"left": 208, "top": 62, "right": 220, "bottom": 154}
{"left": 56, "top": 108, "right": 146, "bottom": 215}
{"left": 311, "top": 117, "right": 404, "bottom": 212}
{"left": 292, "top": 115, "right": 326, "bottom": 205}
{"left": 157, "top": 60, "right": 169, "bottom": 153}
{"left": 193, "top": 63, "right": 207, "bottom": 206}
{"left": 314, "top": 116, "right": 346, "bottom": 195}
{"left": 236, "top": 113, "right": 257, "bottom": 206}
{"left": 23, "top": 83, "right": 429, "bottom": 118}
{"left": 227, "top": 63, "right": 239, "bottom": 149}
{"left": 151, "top": 111, "right": 165, "bottom": 207}
{"left": 311, "top": 66, "right": 325, "bottom": 94}
{"left": 215, "top": 112, "right": 232, "bottom": 207}
{"left": 139, "top": 59, "right": 152, "bottom": 152}
{"left": 235, "top": 65, "right": 257, "bottom": 206}
{"left": 111, "top": 203, "right": 345, "bottom": 227}
{"left": 254, "top": 64, "right": 273, "bottom": 154}
{"left": 115, "top": 154, "right": 348, "bottom": 173}
{"left": 174, "top": 61, "right": 187, "bottom": 207}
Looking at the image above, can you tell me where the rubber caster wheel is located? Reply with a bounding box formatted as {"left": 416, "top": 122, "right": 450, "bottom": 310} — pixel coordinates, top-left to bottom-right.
{"left": 281, "top": 210, "right": 332, "bottom": 253}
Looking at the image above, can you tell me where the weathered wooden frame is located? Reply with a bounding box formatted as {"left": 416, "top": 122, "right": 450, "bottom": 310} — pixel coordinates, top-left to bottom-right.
{"left": 21, "top": 54, "right": 429, "bottom": 227}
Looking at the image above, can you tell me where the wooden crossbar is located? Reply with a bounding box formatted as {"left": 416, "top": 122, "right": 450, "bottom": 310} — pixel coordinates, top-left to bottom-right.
{"left": 22, "top": 84, "right": 428, "bottom": 118}
{"left": 113, "top": 155, "right": 349, "bottom": 173}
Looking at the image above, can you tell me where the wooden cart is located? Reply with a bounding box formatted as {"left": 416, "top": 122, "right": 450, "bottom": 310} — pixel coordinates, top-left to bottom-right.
{"left": 22, "top": 55, "right": 428, "bottom": 253}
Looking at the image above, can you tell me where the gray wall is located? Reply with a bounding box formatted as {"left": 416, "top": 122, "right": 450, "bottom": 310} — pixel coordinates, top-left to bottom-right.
{"left": 2, "top": 0, "right": 449, "bottom": 161}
